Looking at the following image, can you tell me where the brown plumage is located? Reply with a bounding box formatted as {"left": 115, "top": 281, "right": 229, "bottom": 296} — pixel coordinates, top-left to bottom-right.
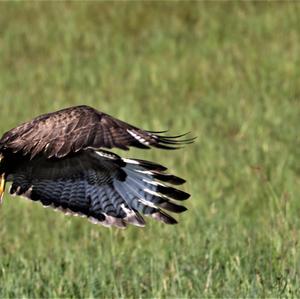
{"left": 0, "top": 105, "right": 194, "bottom": 228}
{"left": 0, "top": 105, "right": 194, "bottom": 159}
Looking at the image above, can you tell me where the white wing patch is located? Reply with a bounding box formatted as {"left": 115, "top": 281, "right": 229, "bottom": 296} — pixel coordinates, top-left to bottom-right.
{"left": 127, "top": 129, "right": 151, "bottom": 146}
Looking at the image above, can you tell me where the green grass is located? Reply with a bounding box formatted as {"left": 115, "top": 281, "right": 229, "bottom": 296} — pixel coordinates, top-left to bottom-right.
{"left": 0, "top": 2, "right": 299, "bottom": 298}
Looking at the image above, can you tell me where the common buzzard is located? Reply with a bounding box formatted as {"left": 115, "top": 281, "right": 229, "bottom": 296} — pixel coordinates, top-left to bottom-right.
{"left": 0, "top": 105, "right": 194, "bottom": 228}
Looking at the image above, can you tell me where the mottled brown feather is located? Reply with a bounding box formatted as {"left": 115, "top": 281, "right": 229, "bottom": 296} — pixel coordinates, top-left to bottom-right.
{"left": 0, "top": 105, "right": 195, "bottom": 159}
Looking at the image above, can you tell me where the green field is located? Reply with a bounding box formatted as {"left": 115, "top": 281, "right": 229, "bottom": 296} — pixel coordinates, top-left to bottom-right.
{"left": 0, "top": 2, "right": 299, "bottom": 298}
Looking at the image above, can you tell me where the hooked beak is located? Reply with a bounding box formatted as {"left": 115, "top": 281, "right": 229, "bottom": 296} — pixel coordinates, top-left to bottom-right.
{"left": 0, "top": 173, "right": 5, "bottom": 204}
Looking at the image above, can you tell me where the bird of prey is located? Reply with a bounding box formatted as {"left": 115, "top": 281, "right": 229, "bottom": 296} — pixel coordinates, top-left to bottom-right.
{"left": 0, "top": 105, "right": 194, "bottom": 228}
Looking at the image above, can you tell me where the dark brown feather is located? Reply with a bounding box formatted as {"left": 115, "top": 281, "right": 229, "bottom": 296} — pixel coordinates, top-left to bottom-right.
{"left": 0, "top": 105, "right": 195, "bottom": 158}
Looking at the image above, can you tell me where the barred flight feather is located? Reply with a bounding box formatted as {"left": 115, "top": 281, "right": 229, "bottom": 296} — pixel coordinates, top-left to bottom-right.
{"left": 4, "top": 150, "right": 190, "bottom": 228}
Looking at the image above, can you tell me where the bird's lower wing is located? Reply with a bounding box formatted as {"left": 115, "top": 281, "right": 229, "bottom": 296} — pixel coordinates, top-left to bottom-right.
{"left": 6, "top": 150, "right": 189, "bottom": 228}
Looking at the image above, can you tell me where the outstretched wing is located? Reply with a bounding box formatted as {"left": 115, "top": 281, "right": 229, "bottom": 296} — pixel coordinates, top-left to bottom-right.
{"left": 6, "top": 150, "right": 189, "bottom": 228}
{"left": 0, "top": 105, "right": 194, "bottom": 159}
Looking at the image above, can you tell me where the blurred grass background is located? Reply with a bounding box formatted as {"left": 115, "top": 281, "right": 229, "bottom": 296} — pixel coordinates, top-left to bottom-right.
{"left": 0, "top": 2, "right": 299, "bottom": 298}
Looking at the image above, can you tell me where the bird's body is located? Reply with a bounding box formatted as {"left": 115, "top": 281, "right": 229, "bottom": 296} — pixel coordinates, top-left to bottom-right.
{"left": 0, "top": 105, "right": 193, "bottom": 228}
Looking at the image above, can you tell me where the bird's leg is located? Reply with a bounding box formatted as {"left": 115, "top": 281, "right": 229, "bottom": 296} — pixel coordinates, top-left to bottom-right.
{"left": 0, "top": 173, "right": 5, "bottom": 204}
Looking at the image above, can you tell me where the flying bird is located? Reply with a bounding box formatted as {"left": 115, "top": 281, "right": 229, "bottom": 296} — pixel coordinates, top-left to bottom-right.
{"left": 0, "top": 105, "right": 194, "bottom": 228}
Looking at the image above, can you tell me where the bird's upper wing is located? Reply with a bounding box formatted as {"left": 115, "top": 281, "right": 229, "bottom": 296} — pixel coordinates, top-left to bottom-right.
{"left": 6, "top": 150, "right": 189, "bottom": 228}
{"left": 0, "top": 105, "right": 194, "bottom": 159}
